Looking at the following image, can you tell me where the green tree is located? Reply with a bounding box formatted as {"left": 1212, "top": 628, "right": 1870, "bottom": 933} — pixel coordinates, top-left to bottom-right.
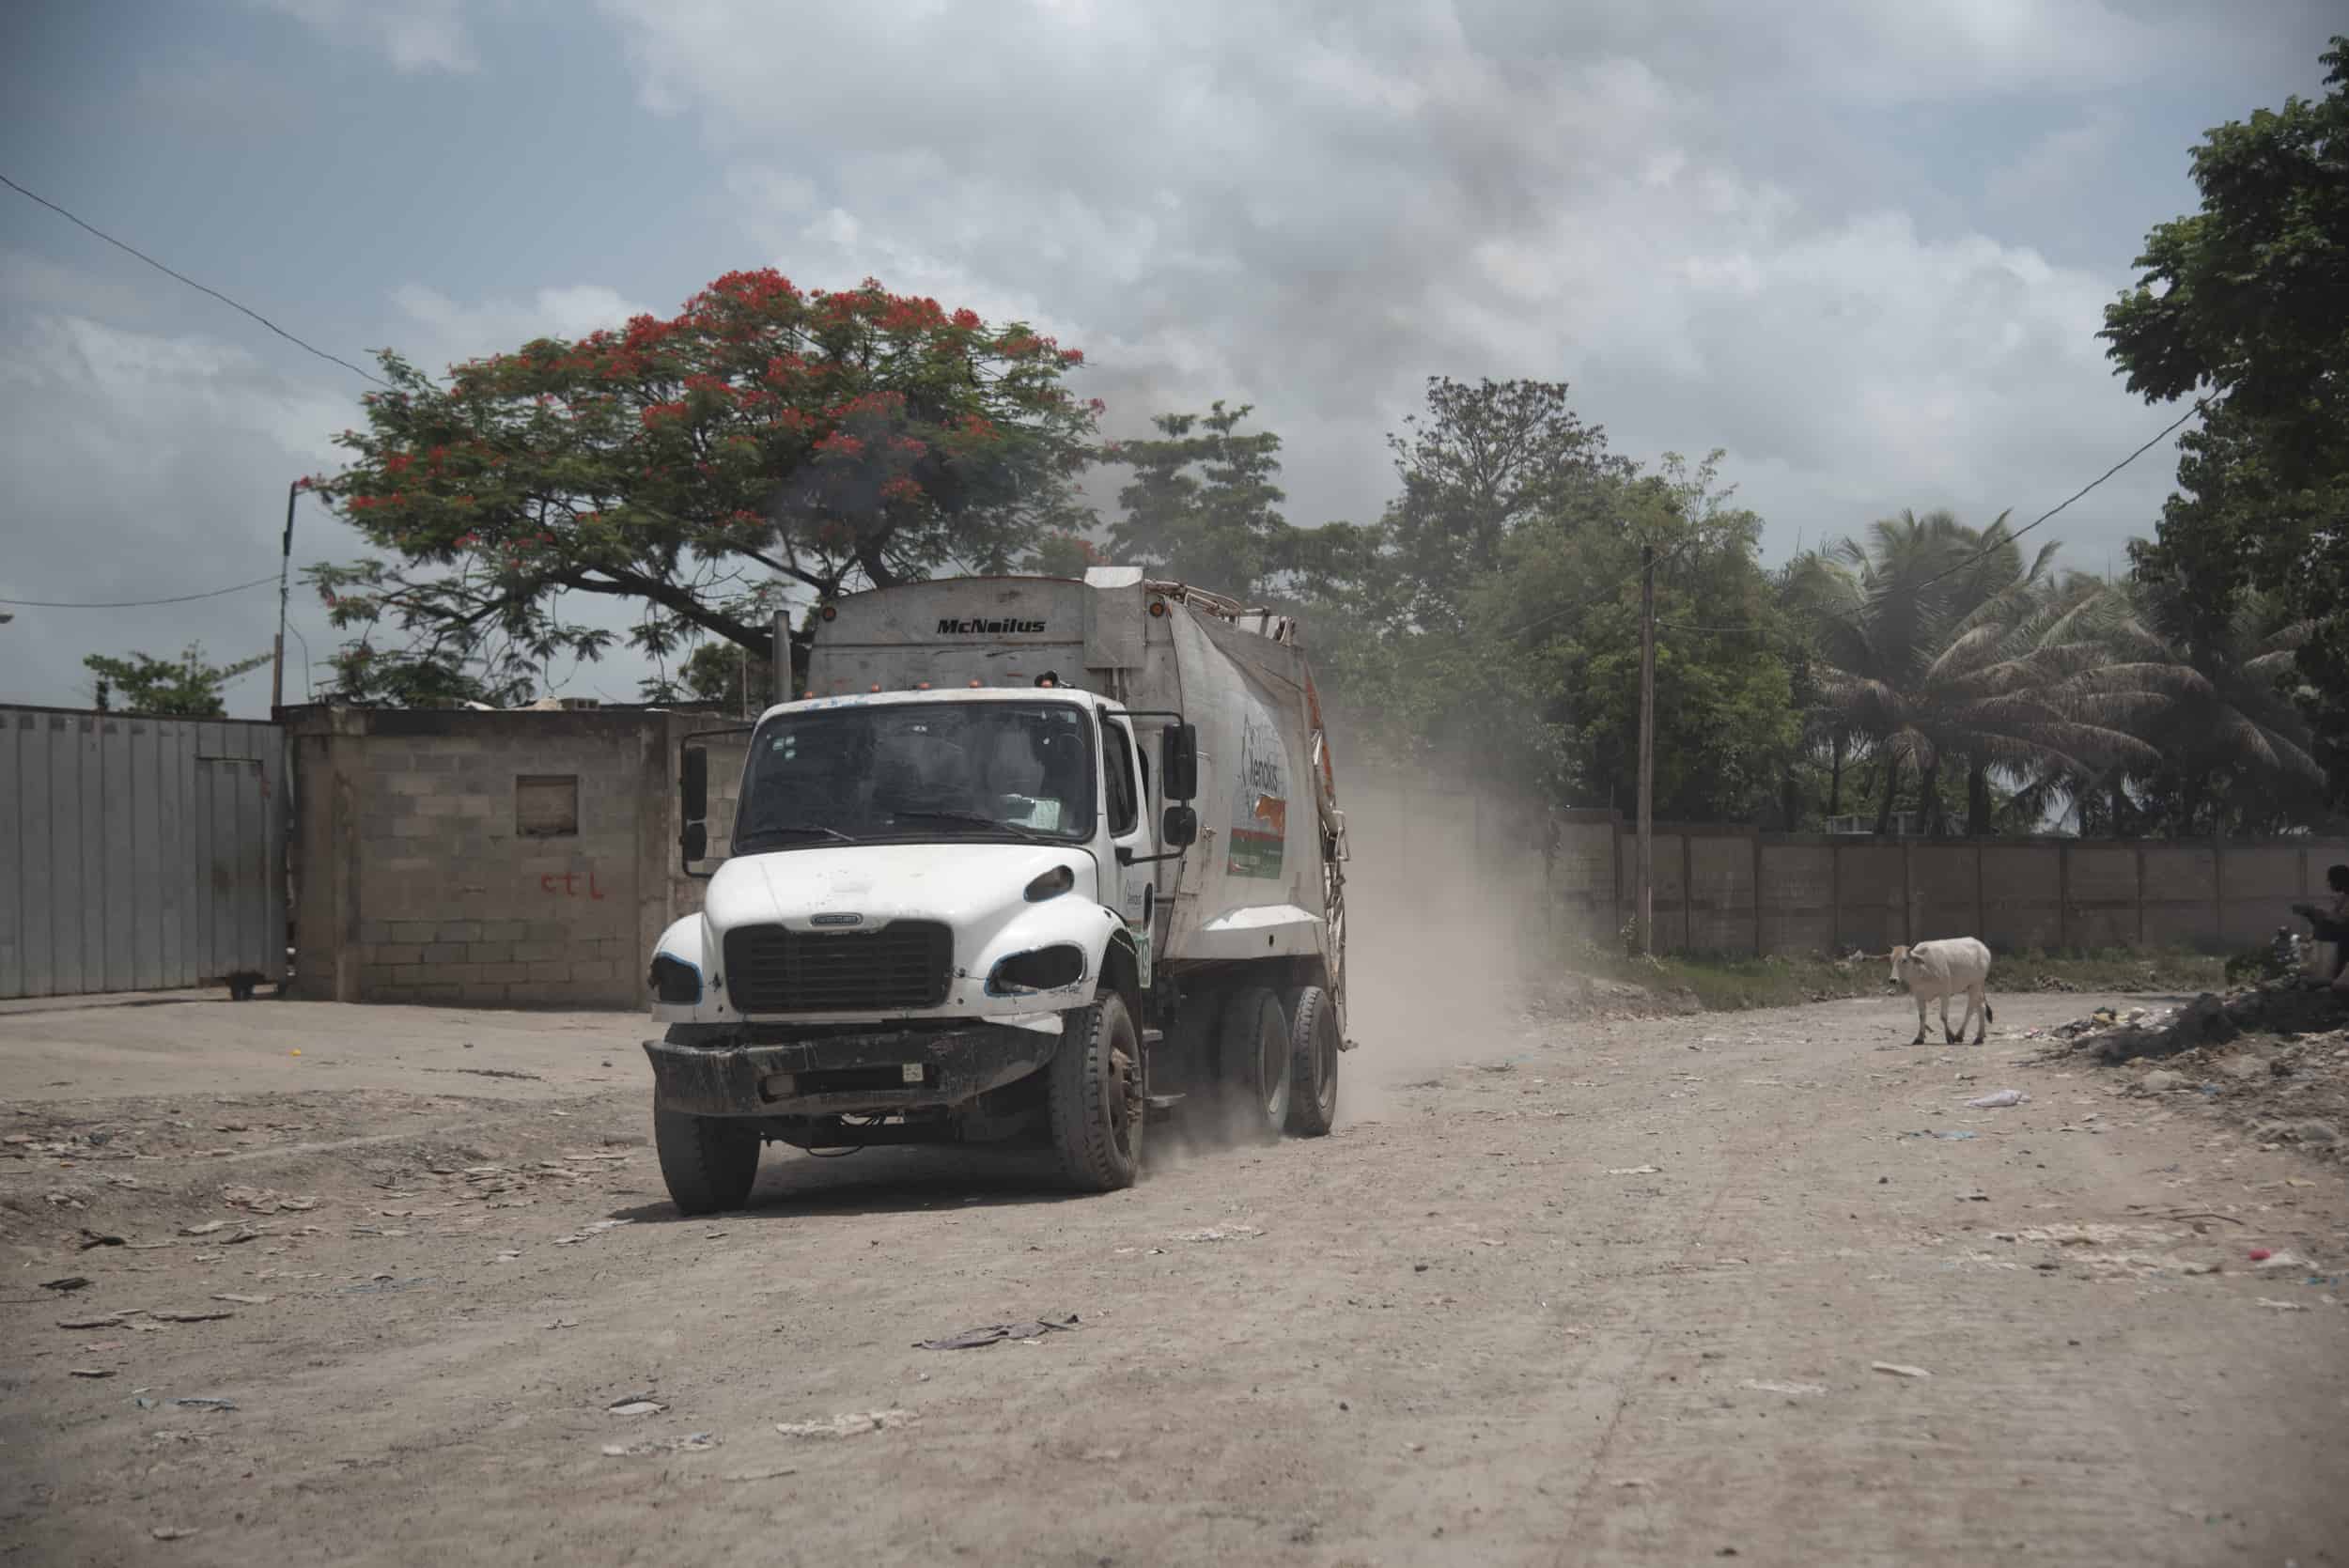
{"left": 84, "top": 644, "right": 270, "bottom": 718}
{"left": 2102, "top": 36, "right": 2349, "bottom": 801}
{"left": 307, "top": 270, "right": 1099, "bottom": 703}
{"left": 1795, "top": 511, "right": 2150, "bottom": 835}
{"left": 1103, "top": 401, "right": 1289, "bottom": 598}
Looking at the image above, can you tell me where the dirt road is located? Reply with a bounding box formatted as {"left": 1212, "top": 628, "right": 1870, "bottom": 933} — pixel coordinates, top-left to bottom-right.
{"left": 5, "top": 987, "right": 2346, "bottom": 1565}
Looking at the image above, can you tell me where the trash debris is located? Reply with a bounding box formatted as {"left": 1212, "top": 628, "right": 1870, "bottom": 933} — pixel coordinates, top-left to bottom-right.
{"left": 915, "top": 1314, "right": 1081, "bottom": 1351}
{"left": 2256, "top": 1298, "right": 2310, "bottom": 1312}
{"left": 1168, "top": 1225, "right": 1264, "bottom": 1243}
{"left": 39, "top": 1276, "right": 91, "bottom": 1292}
{"left": 211, "top": 1294, "right": 272, "bottom": 1306}
{"left": 607, "top": 1395, "right": 667, "bottom": 1417}
{"left": 1738, "top": 1380, "right": 1828, "bottom": 1396}
{"left": 1901, "top": 1130, "right": 1977, "bottom": 1141}
{"left": 69, "top": 1368, "right": 116, "bottom": 1378}
{"left": 149, "top": 1310, "right": 234, "bottom": 1324}
{"left": 2248, "top": 1249, "right": 2273, "bottom": 1262}
{"left": 2140, "top": 1070, "right": 2186, "bottom": 1093}
{"left": 544, "top": 1318, "right": 580, "bottom": 1330}
{"left": 553, "top": 1219, "right": 634, "bottom": 1246}
{"left": 774, "top": 1409, "right": 916, "bottom": 1438}
{"left": 1965, "top": 1090, "right": 2030, "bottom": 1109}
{"left": 77, "top": 1230, "right": 127, "bottom": 1250}
{"left": 1870, "top": 1362, "right": 1932, "bottom": 1379}
{"left": 1607, "top": 1165, "right": 1663, "bottom": 1176}
{"left": 721, "top": 1465, "right": 801, "bottom": 1483}
{"left": 151, "top": 1527, "right": 198, "bottom": 1542}
{"left": 601, "top": 1433, "right": 719, "bottom": 1456}
{"left": 57, "top": 1314, "right": 126, "bottom": 1330}
{"left": 179, "top": 1220, "right": 230, "bottom": 1236}
{"left": 171, "top": 1397, "right": 238, "bottom": 1411}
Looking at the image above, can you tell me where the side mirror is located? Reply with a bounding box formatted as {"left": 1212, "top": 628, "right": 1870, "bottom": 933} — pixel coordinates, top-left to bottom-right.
{"left": 681, "top": 821, "right": 708, "bottom": 863}
{"left": 1161, "top": 804, "right": 1198, "bottom": 848}
{"left": 1161, "top": 722, "right": 1199, "bottom": 801}
{"left": 680, "top": 746, "right": 708, "bottom": 823}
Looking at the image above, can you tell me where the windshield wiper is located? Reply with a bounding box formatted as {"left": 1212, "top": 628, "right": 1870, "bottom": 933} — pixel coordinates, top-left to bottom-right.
{"left": 885, "top": 808, "right": 1048, "bottom": 843}
{"left": 737, "top": 822, "right": 858, "bottom": 847}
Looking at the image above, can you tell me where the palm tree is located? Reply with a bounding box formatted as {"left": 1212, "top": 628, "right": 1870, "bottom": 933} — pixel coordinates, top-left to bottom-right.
{"left": 1795, "top": 510, "right": 2153, "bottom": 835}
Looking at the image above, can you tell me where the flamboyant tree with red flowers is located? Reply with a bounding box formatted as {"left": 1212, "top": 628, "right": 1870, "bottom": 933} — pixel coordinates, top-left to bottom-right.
{"left": 305, "top": 271, "right": 1101, "bottom": 704}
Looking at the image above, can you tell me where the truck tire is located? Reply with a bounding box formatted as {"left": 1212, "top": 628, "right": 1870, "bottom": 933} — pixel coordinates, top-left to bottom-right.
{"left": 1049, "top": 990, "right": 1144, "bottom": 1191}
{"left": 653, "top": 1107, "right": 762, "bottom": 1216}
{"left": 1220, "top": 986, "right": 1291, "bottom": 1141}
{"left": 1283, "top": 984, "right": 1340, "bottom": 1137}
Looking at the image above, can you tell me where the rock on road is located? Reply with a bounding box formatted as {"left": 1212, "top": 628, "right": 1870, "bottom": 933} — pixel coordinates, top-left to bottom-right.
{"left": 3, "top": 990, "right": 2345, "bottom": 1565}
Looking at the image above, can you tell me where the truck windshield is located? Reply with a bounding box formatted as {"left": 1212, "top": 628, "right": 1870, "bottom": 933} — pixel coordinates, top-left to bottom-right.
{"left": 735, "top": 701, "right": 1097, "bottom": 850}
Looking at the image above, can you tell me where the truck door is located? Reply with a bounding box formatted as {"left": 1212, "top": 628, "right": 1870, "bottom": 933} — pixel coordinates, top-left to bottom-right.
{"left": 1099, "top": 715, "right": 1154, "bottom": 933}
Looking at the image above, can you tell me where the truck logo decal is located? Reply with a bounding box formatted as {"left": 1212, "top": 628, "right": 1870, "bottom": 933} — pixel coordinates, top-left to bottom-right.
{"left": 1226, "top": 706, "right": 1287, "bottom": 880}
{"left": 936, "top": 617, "right": 1047, "bottom": 635}
{"left": 809, "top": 912, "right": 864, "bottom": 927}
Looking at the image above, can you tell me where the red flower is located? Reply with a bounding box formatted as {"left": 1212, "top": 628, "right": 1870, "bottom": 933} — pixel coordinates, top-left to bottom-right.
{"left": 951, "top": 308, "right": 982, "bottom": 330}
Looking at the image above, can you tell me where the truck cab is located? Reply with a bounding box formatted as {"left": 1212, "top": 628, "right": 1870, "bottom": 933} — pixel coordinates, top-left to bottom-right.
{"left": 639, "top": 570, "right": 1346, "bottom": 1214}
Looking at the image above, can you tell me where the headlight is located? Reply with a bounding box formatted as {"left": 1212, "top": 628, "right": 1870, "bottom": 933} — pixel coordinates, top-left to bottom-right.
{"left": 648, "top": 955, "right": 701, "bottom": 1004}
{"left": 1023, "top": 864, "right": 1075, "bottom": 902}
{"left": 988, "top": 945, "right": 1087, "bottom": 994}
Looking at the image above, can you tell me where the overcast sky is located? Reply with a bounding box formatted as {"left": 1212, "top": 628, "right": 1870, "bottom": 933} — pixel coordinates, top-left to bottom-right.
{"left": 2, "top": 2, "right": 2337, "bottom": 716}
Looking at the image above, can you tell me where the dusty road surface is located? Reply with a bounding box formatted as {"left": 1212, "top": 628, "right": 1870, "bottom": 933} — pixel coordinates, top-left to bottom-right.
{"left": 6, "top": 986, "right": 2347, "bottom": 1566}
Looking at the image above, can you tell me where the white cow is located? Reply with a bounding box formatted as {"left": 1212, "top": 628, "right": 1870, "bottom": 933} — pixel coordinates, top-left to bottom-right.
{"left": 1887, "top": 938, "right": 1994, "bottom": 1045}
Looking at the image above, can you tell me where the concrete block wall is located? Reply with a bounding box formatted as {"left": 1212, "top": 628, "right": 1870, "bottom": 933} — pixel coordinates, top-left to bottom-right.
{"left": 289, "top": 706, "right": 676, "bottom": 1008}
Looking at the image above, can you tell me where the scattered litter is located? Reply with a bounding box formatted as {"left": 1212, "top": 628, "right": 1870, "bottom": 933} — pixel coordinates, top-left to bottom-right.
{"left": 69, "top": 1368, "right": 116, "bottom": 1379}
{"left": 602, "top": 1433, "right": 719, "bottom": 1457}
{"left": 211, "top": 1294, "right": 272, "bottom": 1306}
{"left": 544, "top": 1318, "right": 580, "bottom": 1330}
{"left": 171, "top": 1397, "right": 238, "bottom": 1411}
{"left": 493, "top": 1250, "right": 522, "bottom": 1264}
{"left": 775, "top": 1409, "right": 916, "bottom": 1438}
{"left": 179, "top": 1221, "right": 229, "bottom": 1236}
{"left": 1966, "top": 1090, "right": 2030, "bottom": 1109}
{"left": 722, "top": 1465, "right": 801, "bottom": 1482}
{"left": 77, "top": 1230, "right": 127, "bottom": 1250}
{"left": 1870, "top": 1362, "right": 1932, "bottom": 1380}
{"left": 1169, "top": 1225, "right": 1263, "bottom": 1243}
{"left": 1901, "top": 1130, "right": 1977, "bottom": 1141}
{"left": 58, "top": 1315, "right": 126, "bottom": 1330}
{"left": 915, "top": 1314, "right": 1081, "bottom": 1351}
{"left": 151, "top": 1527, "right": 198, "bottom": 1542}
{"left": 149, "top": 1310, "right": 233, "bottom": 1324}
{"left": 2249, "top": 1249, "right": 2273, "bottom": 1262}
{"left": 1957, "top": 1192, "right": 1990, "bottom": 1203}
{"left": 1607, "top": 1165, "right": 1663, "bottom": 1176}
{"left": 2256, "top": 1298, "right": 2310, "bottom": 1312}
{"left": 607, "top": 1395, "right": 667, "bottom": 1417}
{"left": 553, "top": 1219, "right": 633, "bottom": 1246}
{"left": 1738, "top": 1380, "right": 1828, "bottom": 1396}
{"left": 2254, "top": 1251, "right": 2312, "bottom": 1271}
{"left": 39, "top": 1276, "right": 91, "bottom": 1292}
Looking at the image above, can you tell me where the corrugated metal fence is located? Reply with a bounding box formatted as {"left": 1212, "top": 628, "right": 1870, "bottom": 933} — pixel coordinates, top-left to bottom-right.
{"left": 0, "top": 706, "right": 288, "bottom": 999}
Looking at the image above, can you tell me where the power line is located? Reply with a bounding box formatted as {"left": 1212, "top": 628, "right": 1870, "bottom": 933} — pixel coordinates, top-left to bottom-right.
{"left": 1497, "top": 536, "right": 1697, "bottom": 642}
{"left": 1648, "top": 399, "right": 2212, "bottom": 639}
{"left": 1, "top": 171, "right": 392, "bottom": 388}
{"left": 0, "top": 574, "right": 280, "bottom": 610}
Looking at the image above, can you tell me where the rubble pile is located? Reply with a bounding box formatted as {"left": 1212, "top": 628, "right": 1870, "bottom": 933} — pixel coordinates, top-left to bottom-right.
{"left": 2038, "top": 979, "right": 2349, "bottom": 1162}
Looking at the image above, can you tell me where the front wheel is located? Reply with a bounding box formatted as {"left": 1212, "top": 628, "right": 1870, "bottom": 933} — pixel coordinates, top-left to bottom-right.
{"left": 654, "top": 1106, "right": 761, "bottom": 1215}
{"left": 1284, "top": 985, "right": 1340, "bottom": 1136}
{"left": 1048, "top": 990, "right": 1145, "bottom": 1191}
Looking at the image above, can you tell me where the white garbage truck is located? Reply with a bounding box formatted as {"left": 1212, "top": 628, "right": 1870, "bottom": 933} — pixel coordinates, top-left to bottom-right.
{"left": 641, "top": 567, "right": 1351, "bottom": 1213}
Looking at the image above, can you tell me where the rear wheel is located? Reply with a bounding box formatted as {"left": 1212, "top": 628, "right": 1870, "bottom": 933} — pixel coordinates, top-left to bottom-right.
{"left": 1284, "top": 985, "right": 1340, "bottom": 1136}
{"left": 653, "top": 1106, "right": 761, "bottom": 1215}
{"left": 1049, "top": 990, "right": 1145, "bottom": 1191}
{"left": 1219, "top": 986, "right": 1291, "bottom": 1140}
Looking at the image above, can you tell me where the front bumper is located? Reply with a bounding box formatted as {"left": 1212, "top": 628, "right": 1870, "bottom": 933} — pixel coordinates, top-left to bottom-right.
{"left": 644, "top": 1024, "right": 1059, "bottom": 1118}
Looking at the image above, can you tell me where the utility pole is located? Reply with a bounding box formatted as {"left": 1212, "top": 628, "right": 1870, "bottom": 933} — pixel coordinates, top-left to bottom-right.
{"left": 271, "top": 480, "right": 298, "bottom": 711}
{"left": 1637, "top": 541, "right": 1657, "bottom": 955}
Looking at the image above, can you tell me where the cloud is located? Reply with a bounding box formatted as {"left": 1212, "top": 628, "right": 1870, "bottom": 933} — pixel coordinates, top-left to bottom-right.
{"left": 247, "top": 0, "right": 479, "bottom": 73}
{"left": 0, "top": 313, "right": 366, "bottom": 710}
{"left": 387, "top": 282, "right": 652, "bottom": 375}
{"left": 600, "top": 0, "right": 2228, "bottom": 564}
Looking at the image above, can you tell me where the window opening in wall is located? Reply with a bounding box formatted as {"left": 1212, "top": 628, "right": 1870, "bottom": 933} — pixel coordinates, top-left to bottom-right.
{"left": 516, "top": 774, "right": 580, "bottom": 837}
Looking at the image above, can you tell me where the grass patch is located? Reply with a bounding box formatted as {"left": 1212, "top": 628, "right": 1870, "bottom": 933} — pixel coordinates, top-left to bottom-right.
{"left": 1580, "top": 948, "right": 2229, "bottom": 1013}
